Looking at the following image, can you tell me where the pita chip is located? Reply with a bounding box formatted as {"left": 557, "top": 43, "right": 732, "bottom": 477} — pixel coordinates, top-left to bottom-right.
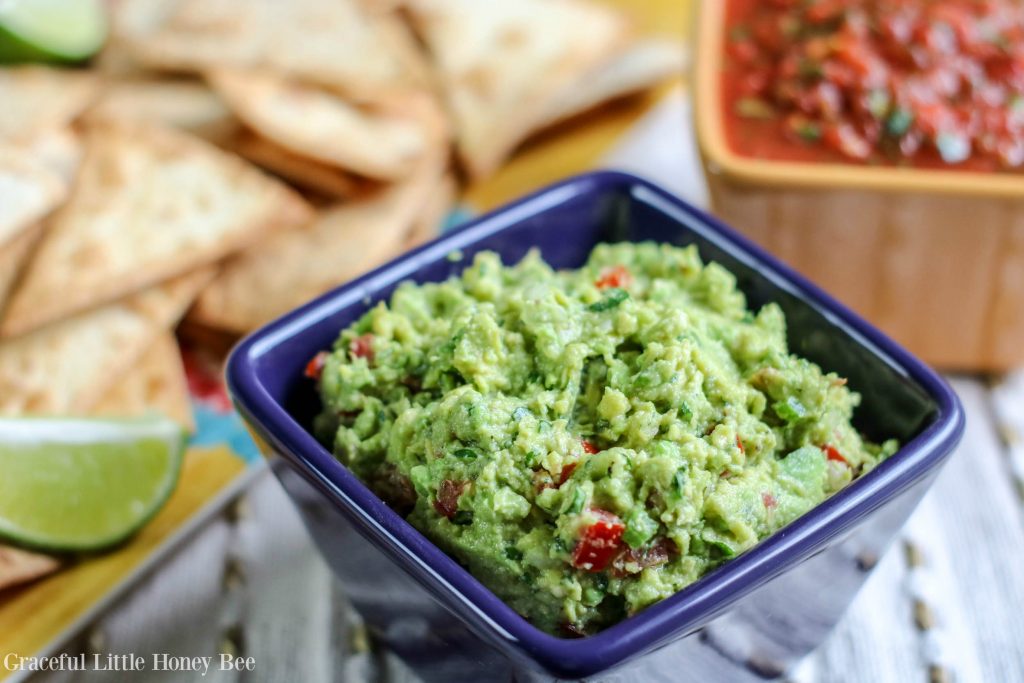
{"left": 14, "top": 127, "right": 83, "bottom": 186}
{"left": 0, "top": 225, "right": 43, "bottom": 316}
{"left": 536, "top": 39, "right": 687, "bottom": 131}
{"left": 403, "top": 171, "right": 456, "bottom": 250}
{"left": 209, "top": 68, "right": 427, "bottom": 180}
{"left": 190, "top": 96, "right": 448, "bottom": 333}
{"left": 87, "top": 78, "right": 238, "bottom": 144}
{"left": 100, "top": 0, "right": 182, "bottom": 75}
{"left": 0, "top": 268, "right": 212, "bottom": 417}
{"left": 124, "top": 0, "right": 426, "bottom": 97}
{"left": 0, "top": 545, "right": 61, "bottom": 592}
{"left": 0, "top": 146, "right": 66, "bottom": 247}
{"left": 0, "top": 121, "right": 311, "bottom": 338}
{"left": 231, "top": 129, "right": 369, "bottom": 200}
{"left": 0, "top": 67, "right": 98, "bottom": 144}
{"left": 403, "top": 0, "right": 628, "bottom": 178}
{"left": 91, "top": 332, "right": 195, "bottom": 432}
{"left": 189, "top": 189, "right": 419, "bottom": 333}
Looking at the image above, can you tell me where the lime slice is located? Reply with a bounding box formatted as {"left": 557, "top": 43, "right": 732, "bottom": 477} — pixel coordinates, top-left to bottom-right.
{"left": 0, "top": 0, "right": 108, "bottom": 64}
{"left": 0, "top": 416, "right": 185, "bottom": 552}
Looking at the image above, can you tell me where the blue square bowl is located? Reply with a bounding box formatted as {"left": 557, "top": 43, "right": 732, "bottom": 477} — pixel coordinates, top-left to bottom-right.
{"left": 226, "top": 171, "right": 964, "bottom": 681}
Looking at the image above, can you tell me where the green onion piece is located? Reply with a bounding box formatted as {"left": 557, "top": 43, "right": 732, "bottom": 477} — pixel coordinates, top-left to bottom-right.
{"left": 735, "top": 97, "right": 775, "bottom": 120}
{"left": 886, "top": 108, "right": 914, "bottom": 137}
{"left": 774, "top": 396, "right": 808, "bottom": 422}
{"left": 452, "top": 448, "right": 478, "bottom": 460}
{"left": 705, "top": 538, "right": 736, "bottom": 559}
{"left": 798, "top": 58, "right": 824, "bottom": 80}
{"left": 867, "top": 90, "right": 891, "bottom": 119}
{"left": 588, "top": 288, "right": 629, "bottom": 312}
{"left": 672, "top": 469, "right": 687, "bottom": 500}
{"left": 795, "top": 121, "right": 822, "bottom": 142}
{"left": 566, "top": 487, "right": 586, "bottom": 515}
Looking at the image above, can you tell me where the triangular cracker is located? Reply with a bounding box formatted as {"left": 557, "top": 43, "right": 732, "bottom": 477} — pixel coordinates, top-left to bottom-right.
{"left": 0, "top": 66, "right": 99, "bottom": 144}
{"left": 189, "top": 96, "right": 448, "bottom": 333}
{"left": 123, "top": 0, "right": 427, "bottom": 97}
{"left": 403, "top": 171, "right": 456, "bottom": 250}
{"left": 0, "top": 121, "right": 311, "bottom": 338}
{"left": 536, "top": 39, "right": 687, "bottom": 130}
{"left": 0, "top": 146, "right": 66, "bottom": 247}
{"left": 90, "top": 332, "right": 195, "bottom": 432}
{"left": 209, "top": 68, "right": 427, "bottom": 180}
{"left": 403, "top": 0, "right": 628, "bottom": 178}
{"left": 87, "top": 78, "right": 238, "bottom": 145}
{"left": 0, "top": 225, "right": 43, "bottom": 317}
{"left": 0, "top": 545, "right": 60, "bottom": 592}
{"left": 0, "top": 268, "right": 213, "bottom": 417}
{"left": 100, "top": 0, "right": 183, "bottom": 76}
{"left": 231, "top": 129, "right": 369, "bottom": 200}
{"left": 14, "top": 127, "right": 83, "bottom": 186}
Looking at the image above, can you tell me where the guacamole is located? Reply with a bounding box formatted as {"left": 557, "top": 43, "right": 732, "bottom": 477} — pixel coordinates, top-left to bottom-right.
{"left": 312, "top": 242, "right": 897, "bottom": 636}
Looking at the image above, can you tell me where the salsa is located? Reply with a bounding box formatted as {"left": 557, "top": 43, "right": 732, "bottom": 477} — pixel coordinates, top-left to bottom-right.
{"left": 723, "top": 0, "right": 1024, "bottom": 171}
{"left": 312, "top": 243, "right": 897, "bottom": 636}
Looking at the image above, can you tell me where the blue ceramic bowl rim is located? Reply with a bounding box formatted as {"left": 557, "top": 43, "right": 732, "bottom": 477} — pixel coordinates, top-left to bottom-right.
{"left": 226, "top": 170, "right": 965, "bottom": 679}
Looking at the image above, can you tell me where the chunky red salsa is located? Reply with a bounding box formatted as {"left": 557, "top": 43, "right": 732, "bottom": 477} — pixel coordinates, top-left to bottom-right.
{"left": 723, "top": 0, "right": 1024, "bottom": 171}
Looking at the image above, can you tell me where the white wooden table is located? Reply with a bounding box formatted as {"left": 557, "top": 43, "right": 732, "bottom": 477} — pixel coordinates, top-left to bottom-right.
{"left": 32, "top": 92, "right": 1024, "bottom": 683}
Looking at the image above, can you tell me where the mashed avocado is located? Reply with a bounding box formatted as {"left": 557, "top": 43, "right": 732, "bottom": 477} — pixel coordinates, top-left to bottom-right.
{"left": 313, "top": 242, "right": 897, "bottom": 636}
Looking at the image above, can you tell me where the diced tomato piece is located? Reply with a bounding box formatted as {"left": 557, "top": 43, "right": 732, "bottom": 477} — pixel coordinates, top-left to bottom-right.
{"left": 824, "top": 123, "right": 872, "bottom": 160}
{"left": 595, "top": 265, "right": 632, "bottom": 290}
{"left": 581, "top": 439, "right": 600, "bottom": 454}
{"left": 433, "top": 480, "right": 467, "bottom": 519}
{"left": 763, "top": 492, "right": 778, "bottom": 509}
{"left": 728, "top": 40, "right": 760, "bottom": 66}
{"left": 304, "top": 351, "right": 329, "bottom": 380}
{"left": 572, "top": 509, "right": 625, "bottom": 572}
{"left": 610, "top": 537, "right": 677, "bottom": 577}
{"left": 805, "top": 0, "right": 847, "bottom": 24}
{"left": 557, "top": 462, "right": 578, "bottom": 487}
{"left": 822, "top": 444, "right": 848, "bottom": 465}
{"left": 349, "top": 333, "right": 375, "bottom": 361}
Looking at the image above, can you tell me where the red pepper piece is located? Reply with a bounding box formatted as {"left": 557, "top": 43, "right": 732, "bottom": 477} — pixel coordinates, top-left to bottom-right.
{"left": 433, "top": 480, "right": 467, "bottom": 520}
{"left": 304, "top": 351, "right": 330, "bottom": 380}
{"left": 822, "top": 444, "right": 848, "bottom": 465}
{"left": 595, "top": 265, "right": 632, "bottom": 290}
{"left": 581, "top": 439, "right": 599, "bottom": 454}
{"left": 736, "top": 435, "right": 745, "bottom": 454}
{"left": 572, "top": 509, "right": 625, "bottom": 572}
{"left": 557, "top": 462, "right": 578, "bottom": 487}
{"left": 349, "top": 333, "right": 375, "bottom": 361}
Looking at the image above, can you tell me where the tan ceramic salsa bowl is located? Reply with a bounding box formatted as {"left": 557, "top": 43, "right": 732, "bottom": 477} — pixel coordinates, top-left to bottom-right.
{"left": 694, "top": 0, "right": 1024, "bottom": 372}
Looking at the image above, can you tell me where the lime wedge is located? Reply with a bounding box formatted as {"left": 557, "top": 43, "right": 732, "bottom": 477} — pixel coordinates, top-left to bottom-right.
{"left": 0, "top": 0, "right": 108, "bottom": 64}
{"left": 0, "top": 416, "right": 185, "bottom": 552}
